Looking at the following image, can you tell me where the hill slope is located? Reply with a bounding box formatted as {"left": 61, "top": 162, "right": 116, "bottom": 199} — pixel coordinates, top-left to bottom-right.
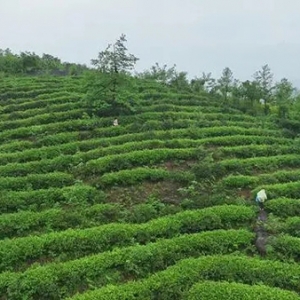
{"left": 0, "top": 75, "right": 299, "bottom": 300}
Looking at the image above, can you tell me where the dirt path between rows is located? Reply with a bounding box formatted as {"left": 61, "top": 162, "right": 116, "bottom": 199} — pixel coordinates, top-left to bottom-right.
{"left": 254, "top": 209, "right": 268, "bottom": 256}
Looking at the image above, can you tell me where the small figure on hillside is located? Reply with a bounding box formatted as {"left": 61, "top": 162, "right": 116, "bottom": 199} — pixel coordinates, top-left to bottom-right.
{"left": 255, "top": 189, "right": 267, "bottom": 211}
{"left": 113, "top": 118, "right": 118, "bottom": 126}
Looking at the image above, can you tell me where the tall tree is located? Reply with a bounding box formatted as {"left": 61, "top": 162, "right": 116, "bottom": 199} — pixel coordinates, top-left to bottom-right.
{"left": 238, "top": 80, "right": 261, "bottom": 109}
{"left": 20, "top": 51, "right": 41, "bottom": 74}
{"left": 169, "top": 70, "right": 190, "bottom": 92}
{"left": 138, "top": 63, "right": 176, "bottom": 85}
{"left": 253, "top": 64, "right": 274, "bottom": 114}
{"left": 0, "top": 48, "right": 22, "bottom": 74}
{"left": 190, "top": 76, "right": 206, "bottom": 93}
{"left": 41, "top": 54, "right": 62, "bottom": 74}
{"left": 216, "top": 67, "right": 234, "bottom": 103}
{"left": 274, "top": 78, "right": 295, "bottom": 119}
{"left": 191, "top": 72, "right": 216, "bottom": 93}
{"left": 86, "top": 34, "right": 139, "bottom": 116}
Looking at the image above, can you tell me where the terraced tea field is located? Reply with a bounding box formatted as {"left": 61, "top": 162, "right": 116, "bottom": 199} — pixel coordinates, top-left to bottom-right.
{"left": 0, "top": 75, "right": 300, "bottom": 299}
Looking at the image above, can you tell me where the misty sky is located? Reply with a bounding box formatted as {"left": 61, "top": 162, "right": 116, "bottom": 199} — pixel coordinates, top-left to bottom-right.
{"left": 1, "top": 0, "right": 300, "bottom": 86}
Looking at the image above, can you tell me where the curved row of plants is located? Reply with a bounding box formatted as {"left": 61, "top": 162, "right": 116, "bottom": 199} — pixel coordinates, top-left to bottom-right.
{"left": 265, "top": 198, "right": 300, "bottom": 217}
{"left": 0, "top": 109, "right": 282, "bottom": 144}
{"left": 213, "top": 143, "right": 300, "bottom": 160}
{"left": 266, "top": 234, "right": 300, "bottom": 263}
{"left": 0, "top": 76, "right": 79, "bottom": 88}
{"left": 0, "top": 134, "right": 293, "bottom": 167}
{"left": 42, "top": 138, "right": 300, "bottom": 164}
{"left": 0, "top": 93, "right": 208, "bottom": 113}
{"left": 0, "top": 134, "right": 289, "bottom": 161}
{"left": 97, "top": 167, "right": 193, "bottom": 188}
{"left": 222, "top": 169, "right": 300, "bottom": 189}
{"left": 68, "top": 254, "right": 300, "bottom": 300}
{"left": 0, "top": 82, "right": 82, "bottom": 101}
{"left": 0, "top": 115, "right": 280, "bottom": 145}
{"left": 0, "top": 140, "right": 296, "bottom": 185}
{"left": 0, "top": 205, "right": 255, "bottom": 272}
{"left": 213, "top": 154, "right": 300, "bottom": 177}
{"left": 0, "top": 229, "right": 254, "bottom": 299}
{"left": 81, "top": 150, "right": 300, "bottom": 178}
{"left": 0, "top": 123, "right": 289, "bottom": 155}
{"left": 0, "top": 148, "right": 198, "bottom": 177}
{"left": 1, "top": 136, "right": 292, "bottom": 177}
{"left": 139, "top": 103, "right": 241, "bottom": 114}
{"left": 0, "top": 172, "right": 75, "bottom": 191}
{"left": 80, "top": 148, "right": 204, "bottom": 177}
{"left": 0, "top": 84, "right": 81, "bottom": 99}
{"left": 187, "top": 281, "right": 299, "bottom": 300}
{"left": 0, "top": 101, "right": 84, "bottom": 122}
{"left": 0, "top": 80, "right": 76, "bottom": 92}
{"left": 0, "top": 92, "right": 83, "bottom": 113}
{"left": 0, "top": 200, "right": 183, "bottom": 239}
{"left": 0, "top": 108, "right": 85, "bottom": 131}
{"left": 0, "top": 119, "right": 98, "bottom": 143}
{"left": 1, "top": 98, "right": 207, "bottom": 117}
{"left": 0, "top": 184, "right": 101, "bottom": 213}
{"left": 252, "top": 181, "right": 300, "bottom": 199}
{"left": 0, "top": 86, "right": 81, "bottom": 102}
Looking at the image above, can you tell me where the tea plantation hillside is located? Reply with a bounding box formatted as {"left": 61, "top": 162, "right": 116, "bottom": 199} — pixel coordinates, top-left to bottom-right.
{"left": 0, "top": 75, "right": 300, "bottom": 300}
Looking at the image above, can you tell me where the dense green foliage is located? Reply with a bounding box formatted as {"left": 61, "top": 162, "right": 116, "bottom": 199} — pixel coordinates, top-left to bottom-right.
{"left": 0, "top": 49, "right": 88, "bottom": 76}
{"left": 69, "top": 255, "right": 300, "bottom": 300}
{"left": 0, "top": 229, "right": 253, "bottom": 299}
{"left": 188, "top": 281, "right": 300, "bottom": 300}
{"left": 1, "top": 40, "right": 300, "bottom": 299}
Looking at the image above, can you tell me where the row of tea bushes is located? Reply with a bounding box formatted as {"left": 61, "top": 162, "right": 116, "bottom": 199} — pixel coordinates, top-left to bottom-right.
{"left": 69, "top": 254, "right": 300, "bottom": 300}
{"left": 0, "top": 205, "right": 255, "bottom": 272}
{"left": 0, "top": 229, "right": 253, "bottom": 299}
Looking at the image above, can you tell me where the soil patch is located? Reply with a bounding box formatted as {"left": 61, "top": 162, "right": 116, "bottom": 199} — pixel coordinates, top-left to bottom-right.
{"left": 105, "top": 180, "right": 183, "bottom": 207}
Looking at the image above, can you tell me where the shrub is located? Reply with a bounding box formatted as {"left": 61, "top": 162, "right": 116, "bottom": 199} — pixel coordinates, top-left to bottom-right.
{"left": 187, "top": 281, "right": 299, "bottom": 300}
{"left": 269, "top": 234, "right": 300, "bottom": 262}
{"left": 69, "top": 254, "right": 300, "bottom": 300}
{"left": 0, "top": 205, "right": 255, "bottom": 272}
{"left": 214, "top": 155, "right": 300, "bottom": 178}
{"left": 252, "top": 182, "right": 300, "bottom": 199}
{"left": 222, "top": 170, "right": 300, "bottom": 189}
{"left": 265, "top": 198, "right": 300, "bottom": 217}
{"left": 0, "top": 184, "right": 103, "bottom": 213}
{"left": 1, "top": 229, "right": 253, "bottom": 299}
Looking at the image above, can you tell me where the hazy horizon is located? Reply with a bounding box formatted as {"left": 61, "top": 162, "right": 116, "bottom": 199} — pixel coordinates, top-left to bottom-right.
{"left": 1, "top": 0, "right": 299, "bottom": 86}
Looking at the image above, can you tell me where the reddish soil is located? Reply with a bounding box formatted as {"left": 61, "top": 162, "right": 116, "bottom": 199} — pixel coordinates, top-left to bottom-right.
{"left": 237, "top": 188, "right": 252, "bottom": 200}
{"left": 163, "top": 159, "right": 196, "bottom": 171}
{"left": 105, "top": 180, "right": 183, "bottom": 206}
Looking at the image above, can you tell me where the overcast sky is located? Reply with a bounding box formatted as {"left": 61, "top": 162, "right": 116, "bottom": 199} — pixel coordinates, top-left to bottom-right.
{"left": 1, "top": 0, "right": 300, "bottom": 85}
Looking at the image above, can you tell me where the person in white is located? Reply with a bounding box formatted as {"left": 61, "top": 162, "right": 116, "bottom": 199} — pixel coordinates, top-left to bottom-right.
{"left": 255, "top": 189, "right": 267, "bottom": 210}
{"left": 113, "top": 118, "right": 118, "bottom": 126}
